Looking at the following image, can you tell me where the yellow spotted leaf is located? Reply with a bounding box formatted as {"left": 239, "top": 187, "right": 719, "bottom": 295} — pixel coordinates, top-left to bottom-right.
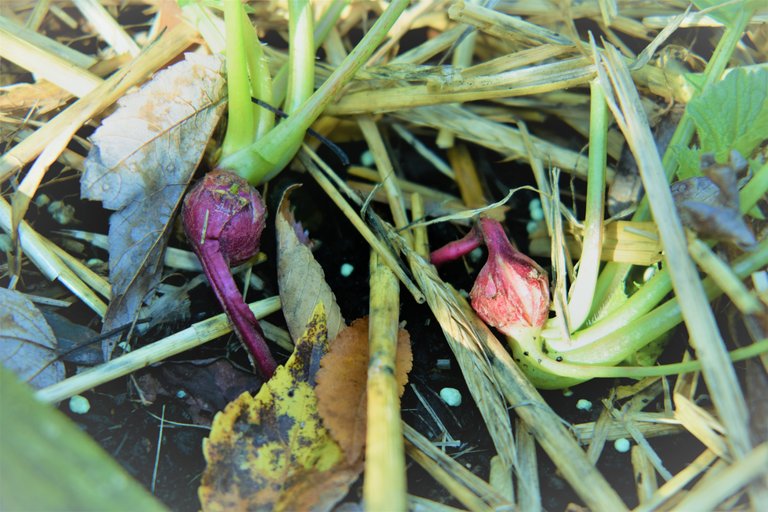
{"left": 199, "top": 303, "right": 361, "bottom": 512}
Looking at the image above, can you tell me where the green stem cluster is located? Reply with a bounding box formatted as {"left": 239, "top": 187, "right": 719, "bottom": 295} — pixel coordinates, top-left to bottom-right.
{"left": 587, "top": 7, "right": 756, "bottom": 320}
{"left": 218, "top": 0, "right": 410, "bottom": 185}
{"left": 521, "top": 232, "right": 768, "bottom": 389}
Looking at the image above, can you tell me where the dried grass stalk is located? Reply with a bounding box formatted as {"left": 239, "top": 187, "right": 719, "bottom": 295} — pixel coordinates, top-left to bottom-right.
{"left": 675, "top": 443, "right": 768, "bottom": 511}
{"left": 0, "top": 196, "right": 107, "bottom": 316}
{"left": 594, "top": 43, "right": 753, "bottom": 460}
{"left": 35, "top": 297, "right": 281, "bottom": 404}
{"left": 403, "top": 423, "right": 512, "bottom": 511}
{"left": 0, "top": 22, "right": 198, "bottom": 183}
{"left": 365, "top": 250, "right": 407, "bottom": 512}
{"left": 515, "top": 418, "right": 541, "bottom": 512}
{"left": 72, "top": 0, "right": 140, "bottom": 57}
{"left": 632, "top": 445, "right": 658, "bottom": 503}
{"left": 0, "top": 16, "right": 100, "bottom": 97}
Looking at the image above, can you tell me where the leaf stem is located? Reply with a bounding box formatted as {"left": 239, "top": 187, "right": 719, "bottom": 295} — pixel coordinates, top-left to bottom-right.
{"left": 241, "top": 14, "right": 274, "bottom": 139}
{"left": 271, "top": 0, "right": 348, "bottom": 108}
{"left": 567, "top": 79, "right": 608, "bottom": 329}
{"left": 589, "top": 9, "right": 754, "bottom": 315}
{"left": 219, "top": 0, "right": 410, "bottom": 184}
{"left": 220, "top": 0, "right": 255, "bottom": 158}
{"left": 284, "top": 0, "right": 315, "bottom": 115}
{"left": 740, "top": 160, "right": 768, "bottom": 215}
{"left": 522, "top": 336, "right": 768, "bottom": 382}
{"left": 196, "top": 241, "right": 277, "bottom": 378}
{"left": 557, "top": 236, "right": 768, "bottom": 364}
{"left": 429, "top": 226, "right": 482, "bottom": 266}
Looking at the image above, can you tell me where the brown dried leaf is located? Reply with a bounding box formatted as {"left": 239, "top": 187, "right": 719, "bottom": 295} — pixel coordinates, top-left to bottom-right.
{"left": 80, "top": 53, "right": 226, "bottom": 359}
{"left": 41, "top": 310, "right": 102, "bottom": 366}
{"left": 199, "top": 304, "right": 361, "bottom": 512}
{"left": 0, "top": 81, "right": 70, "bottom": 117}
{"left": 276, "top": 185, "right": 344, "bottom": 343}
{"left": 315, "top": 317, "right": 412, "bottom": 463}
{"left": 671, "top": 170, "right": 756, "bottom": 249}
{"left": 275, "top": 465, "right": 363, "bottom": 511}
{"left": 0, "top": 288, "right": 65, "bottom": 389}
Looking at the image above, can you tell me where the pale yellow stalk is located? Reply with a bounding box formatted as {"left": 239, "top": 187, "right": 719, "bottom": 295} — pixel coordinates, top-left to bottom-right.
{"left": 35, "top": 297, "right": 281, "bottom": 403}
{"left": 365, "top": 251, "right": 407, "bottom": 512}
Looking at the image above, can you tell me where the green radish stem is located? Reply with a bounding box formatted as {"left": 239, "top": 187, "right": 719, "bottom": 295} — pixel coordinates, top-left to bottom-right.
{"left": 517, "top": 335, "right": 768, "bottom": 384}
{"left": 241, "top": 13, "right": 274, "bottom": 139}
{"left": 567, "top": 79, "right": 608, "bottom": 330}
{"left": 740, "top": 160, "right": 768, "bottom": 216}
{"left": 220, "top": 0, "right": 256, "bottom": 157}
{"left": 588, "top": 9, "right": 755, "bottom": 318}
{"left": 554, "top": 155, "right": 768, "bottom": 355}
{"left": 512, "top": 236, "right": 768, "bottom": 388}
{"left": 284, "top": 0, "right": 315, "bottom": 115}
{"left": 271, "top": 0, "right": 348, "bottom": 108}
{"left": 219, "top": 0, "right": 410, "bottom": 184}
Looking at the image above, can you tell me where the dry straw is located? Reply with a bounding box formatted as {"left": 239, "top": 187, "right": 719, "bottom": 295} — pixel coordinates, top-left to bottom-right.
{"left": 4, "top": 0, "right": 767, "bottom": 509}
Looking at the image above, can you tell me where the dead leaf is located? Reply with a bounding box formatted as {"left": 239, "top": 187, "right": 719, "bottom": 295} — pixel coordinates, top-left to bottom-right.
{"left": 0, "top": 80, "right": 71, "bottom": 116}
{"left": 315, "top": 317, "right": 412, "bottom": 464}
{"left": 275, "top": 465, "right": 363, "bottom": 511}
{"left": 276, "top": 185, "right": 344, "bottom": 342}
{"left": 199, "top": 304, "right": 361, "bottom": 512}
{"left": 0, "top": 288, "right": 65, "bottom": 389}
{"left": 134, "top": 359, "right": 258, "bottom": 425}
{"left": 41, "top": 310, "right": 102, "bottom": 366}
{"left": 80, "top": 53, "right": 226, "bottom": 359}
{"left": 671, "top": 167, "right": 756, "bottom": 249}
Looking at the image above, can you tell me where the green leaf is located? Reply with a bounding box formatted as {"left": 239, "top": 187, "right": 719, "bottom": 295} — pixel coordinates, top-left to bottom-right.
{"left": 692, "top": 0, "right": 759, "bottom": 26}
{"left": 687, "top": 68, "right": 768, "bottom": 163}
{"left": 0, "top": 366, "right": 166, "bottom": 512}
{"left": 670, "top": 144, "right": 704, "bottom": 180}
{"left": 684, "top": 72, "right": 706, "bottom": 95}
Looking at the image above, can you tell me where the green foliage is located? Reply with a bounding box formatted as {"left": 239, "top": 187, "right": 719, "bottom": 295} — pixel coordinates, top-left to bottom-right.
{"left": 687, "top": 68, "right": 768, "bottom": 163}
{"left": 692, "top": 0, "right": 760, "bottom": 26}
{"left": 671, "top": 144, "right": 704, "bottom": 180}
{"left": 0, "top": 367, "right": 166, "bottom": 511}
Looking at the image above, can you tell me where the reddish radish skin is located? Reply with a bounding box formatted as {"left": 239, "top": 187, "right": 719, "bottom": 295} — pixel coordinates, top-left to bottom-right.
{"left": 182, "top": 170, "right": 277, "bottom": 378}
{"left": 429, "top": 226, "right": 482, "bottom": 266}
{"left": 469, "top": 218, "right": 549, "bottom": 339}
{"left": 431, "top": 217, "right": 550, "bottom": 339}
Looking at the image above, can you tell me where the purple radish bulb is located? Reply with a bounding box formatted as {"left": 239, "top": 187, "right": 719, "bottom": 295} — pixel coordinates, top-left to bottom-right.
{"left": 182, "top": 169, "right": 277, "bottom": 378}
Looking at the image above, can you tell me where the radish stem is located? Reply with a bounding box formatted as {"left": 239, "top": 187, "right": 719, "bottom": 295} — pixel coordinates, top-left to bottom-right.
{"left": 241, "top": 14, "right": 274, "bottom": 138}
{"left": 219, "top": 0, "right": 410, "bottom": 184}
{"left": 285, "top": 0, "right": 315, "bottom": 115}
{"left": 220, "top": 0, "right": 255, "bottom": 157}
{"left": 182, "top": 170, "right": 276, "bottom": 378}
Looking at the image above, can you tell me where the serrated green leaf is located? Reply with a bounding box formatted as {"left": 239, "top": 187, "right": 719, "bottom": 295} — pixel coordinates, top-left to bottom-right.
{"left": 671, "top": 145, "right": 704, "bottom": 180}
{"left": 687, "top": 68, "right": 768, "bottom": 163}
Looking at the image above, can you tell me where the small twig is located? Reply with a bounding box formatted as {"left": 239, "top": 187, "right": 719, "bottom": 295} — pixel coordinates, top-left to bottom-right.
{"left": 150, "top": 405, "right": 166, "bottom": 494}
{"left": 251, "top": 97, "right": 349, "bottom": 167}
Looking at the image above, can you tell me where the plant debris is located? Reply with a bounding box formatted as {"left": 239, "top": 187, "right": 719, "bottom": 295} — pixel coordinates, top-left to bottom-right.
{"left": 1, "top": 1, "right": 767, "bottom": 511}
